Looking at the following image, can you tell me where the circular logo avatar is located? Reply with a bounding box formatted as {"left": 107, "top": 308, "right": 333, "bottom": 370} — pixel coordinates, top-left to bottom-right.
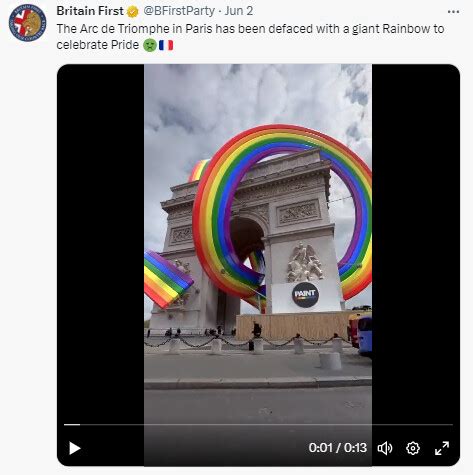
{"left": 292, "top": 282, "right": 319, "bottom": 308}
{"left": 9, "top": 4, "right": 46, "bottom": 42}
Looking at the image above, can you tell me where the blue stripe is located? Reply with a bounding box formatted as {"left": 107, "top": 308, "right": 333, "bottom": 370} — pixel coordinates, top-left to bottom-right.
{"left": 320, "top": 151, "right": 370, "bottom": 276}
{"left": 144, "top": 252, "right": 189, "bottom": 289}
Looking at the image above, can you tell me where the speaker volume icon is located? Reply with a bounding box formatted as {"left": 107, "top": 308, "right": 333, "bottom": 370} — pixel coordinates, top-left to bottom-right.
{"left": 377, "top": 441, "right": 393, "bottom": 456}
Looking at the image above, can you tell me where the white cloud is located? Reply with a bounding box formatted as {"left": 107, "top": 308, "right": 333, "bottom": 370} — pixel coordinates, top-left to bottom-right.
{"left": 144, "top": 64, "right": 372, "bottom": 317}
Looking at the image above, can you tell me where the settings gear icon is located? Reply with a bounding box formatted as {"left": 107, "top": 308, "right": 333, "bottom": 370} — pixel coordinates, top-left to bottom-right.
{"left": 406, "top": 441, "right": 420, "bottom": 455}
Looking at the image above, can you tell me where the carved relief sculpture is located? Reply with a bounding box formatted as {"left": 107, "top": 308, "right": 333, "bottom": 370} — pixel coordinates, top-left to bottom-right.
{"left": 171, "top": 225, "right": 193, "bottom": 243}
{"left": 278, "top": 200, "right": 321, "bottom": 225}
{"left": 287, "top": 241, "right": 324, "bottom": 282}
{"left": 174, "top": 259, "right": 191, "bottom": 274}
{"left": 169, "top": 260, "right": 193, "bottom": 307}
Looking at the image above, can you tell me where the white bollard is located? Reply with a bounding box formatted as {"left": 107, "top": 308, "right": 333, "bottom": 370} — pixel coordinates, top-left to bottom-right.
{"left": 332, "top": 337, "right": 344, "bottom": 354}
{"left": 293, "top": 337, "right": 305, "bottom": 354}
{"left": 320, "top": 352, "right": 342, "bottom": 370}
{"left": 169, "top": 338, "right": 181, "bottom": 355}
{"left": 253, "top": 338, "right": 264, "bottom": 355}
{"left": 210, "top": 338, "right": 222, "bottom": 355}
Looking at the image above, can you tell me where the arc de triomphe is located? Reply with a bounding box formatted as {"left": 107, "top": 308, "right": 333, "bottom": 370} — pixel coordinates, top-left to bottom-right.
{"left": 150, "top": 149, "right": 344, "bottom": 333}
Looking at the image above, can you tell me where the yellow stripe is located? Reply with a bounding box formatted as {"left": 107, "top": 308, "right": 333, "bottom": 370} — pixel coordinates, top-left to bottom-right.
{"left": 196, "top": 160, "right": 208, "bottom": 179}
{"left": 144, "top": 266, "right": 178, "bottom": 300}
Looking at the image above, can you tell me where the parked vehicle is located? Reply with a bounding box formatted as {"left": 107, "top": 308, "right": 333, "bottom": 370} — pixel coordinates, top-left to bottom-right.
{"left": 352, "top": 305, "right": 372, "bottom": 311}
{"left": 357, "top": 314, "right": 372, "bottom": 358}
{"left": 348, "top": 313, "right": 362, "bottom": 348}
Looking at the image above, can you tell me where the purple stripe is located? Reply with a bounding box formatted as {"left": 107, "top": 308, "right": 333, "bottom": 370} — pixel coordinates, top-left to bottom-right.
{"left": 331, "top": 162, "right": 363, "bottom": 265}
{"left": 147, "top": 251, "right": 194, "bottom": 285}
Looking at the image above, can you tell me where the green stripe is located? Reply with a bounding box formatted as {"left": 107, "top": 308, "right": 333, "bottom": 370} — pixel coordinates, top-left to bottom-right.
{"left": 331, "top": 152, "right": 372, "bottom": 282}
{"left": 144, "top": 258, "right": 182, "bottom": 294}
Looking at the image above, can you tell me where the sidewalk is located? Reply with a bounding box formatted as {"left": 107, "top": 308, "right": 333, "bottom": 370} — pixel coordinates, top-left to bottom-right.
{"left": 144, "top": 347, "right": 372, "bottom": 389}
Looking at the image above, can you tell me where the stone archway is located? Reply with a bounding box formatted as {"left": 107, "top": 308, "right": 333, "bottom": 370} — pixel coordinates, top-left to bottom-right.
{"left": 151, "top": 149, "right": 344, "bottom": 333}
{"left": 230, "top": 216, "right": 265, "bottom": 261}
{"left": 216, "top": 216, "right": 266, "bottom": 333}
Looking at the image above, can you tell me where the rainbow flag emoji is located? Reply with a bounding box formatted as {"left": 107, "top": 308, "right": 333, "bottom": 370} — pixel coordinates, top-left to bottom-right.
{"left": 144, "top": 251, "right": 194, "bottom": 309}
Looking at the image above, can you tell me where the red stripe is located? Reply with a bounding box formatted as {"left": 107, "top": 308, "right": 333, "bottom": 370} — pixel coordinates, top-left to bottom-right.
{"left": 343, "top": 272, "right": 372, "bottom": 300}
{"left": 144, "top": 282, "right": 170, "bottom": 309}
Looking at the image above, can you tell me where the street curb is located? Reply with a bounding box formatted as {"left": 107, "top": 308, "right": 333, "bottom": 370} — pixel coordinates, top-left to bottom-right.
{"left": 144, "top": 376, "right": 372, "bottom": 390}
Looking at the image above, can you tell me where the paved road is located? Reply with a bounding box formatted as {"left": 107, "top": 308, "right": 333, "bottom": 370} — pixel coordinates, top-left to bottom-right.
{"left": 144, "top": 387, "right": 371, "bottom": 424}
{"left": 144, "top": 350, "right": 372, "bottom": 379}
{"left": 144, "top": 387, "right": 372, "bottom": 465}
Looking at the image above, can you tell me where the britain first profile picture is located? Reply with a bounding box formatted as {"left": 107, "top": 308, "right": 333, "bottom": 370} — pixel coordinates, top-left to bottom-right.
{"left": 9, "top": 4, "right": 46, "bottom": 42}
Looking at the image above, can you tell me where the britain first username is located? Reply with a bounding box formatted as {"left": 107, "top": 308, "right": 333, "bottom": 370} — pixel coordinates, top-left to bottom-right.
{"left": 57, "top": 6, "right": 127, "bottom": 16}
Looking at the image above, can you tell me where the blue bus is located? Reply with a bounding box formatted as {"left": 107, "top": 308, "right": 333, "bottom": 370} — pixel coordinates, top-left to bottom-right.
{"left": 357, "top": 315, "right": 372, "bottom": 358}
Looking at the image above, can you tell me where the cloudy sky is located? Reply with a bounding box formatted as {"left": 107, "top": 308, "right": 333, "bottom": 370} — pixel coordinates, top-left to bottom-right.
{"left": 144, "top": 64, "right": 372, "bottom": 318}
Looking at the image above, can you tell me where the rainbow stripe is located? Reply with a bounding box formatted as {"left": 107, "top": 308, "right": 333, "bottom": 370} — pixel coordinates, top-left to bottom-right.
{"left": 144, "top": 251, "right": 194, "bottom": 309}
{"left": 244, "top": 250, "right": 266, "bottom": 312}
{"left": 248, "top": 249, "right": 265, "bottom": 274}
{"left": 192, "top": 125, "right": 372, "bottom": 304}
{"left": 188, "top": 159, "right": 210, "bottom": 182}
{"left": 245, "top": 284, "right": 266, "bottom": 313}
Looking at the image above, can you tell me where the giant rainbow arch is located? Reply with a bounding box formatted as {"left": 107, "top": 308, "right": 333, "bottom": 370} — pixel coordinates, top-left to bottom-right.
{"left": 191, "top": 124, "right": 372, "bottom": 306}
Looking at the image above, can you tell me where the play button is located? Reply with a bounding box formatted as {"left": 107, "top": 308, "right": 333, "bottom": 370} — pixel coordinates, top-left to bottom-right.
{"left": 69, "top": 442, "right": 81, "bottom": 455}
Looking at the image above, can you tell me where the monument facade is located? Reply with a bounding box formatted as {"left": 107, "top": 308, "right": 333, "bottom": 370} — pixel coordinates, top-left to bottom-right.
{"left": 150, "top": 149, "right": 344, "bottom": 333}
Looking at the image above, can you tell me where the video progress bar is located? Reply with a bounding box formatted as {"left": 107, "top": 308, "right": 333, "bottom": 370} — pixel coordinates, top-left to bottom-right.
{"left": 64, "top": 423, "right": 454, "bottom": 427}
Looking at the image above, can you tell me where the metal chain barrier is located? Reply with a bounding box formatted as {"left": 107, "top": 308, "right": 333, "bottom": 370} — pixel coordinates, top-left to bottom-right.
{"left": 302, "top": 334, "right": 351, "bottom": 346}
{"left": 144, "top": 337, "right": 172, "bottom": 348}
{"left": 301, "top": 337, "right": 333, "bottom": 346}
{"left": 144, "top": 333, "right": 350, "bottom": 349}
{"left": 178, "top": 336, "right": 217, "bottom": 348}
{"left": 219, "top": 336, "right": 252, "bottom": 347}
{"left": 261, "top": 336, "right": 295, "bottom": 347}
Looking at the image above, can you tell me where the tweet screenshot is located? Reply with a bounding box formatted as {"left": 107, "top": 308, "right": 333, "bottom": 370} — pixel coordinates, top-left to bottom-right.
{"left": 2, "top": 0, "right": 466, "bottom": 470}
